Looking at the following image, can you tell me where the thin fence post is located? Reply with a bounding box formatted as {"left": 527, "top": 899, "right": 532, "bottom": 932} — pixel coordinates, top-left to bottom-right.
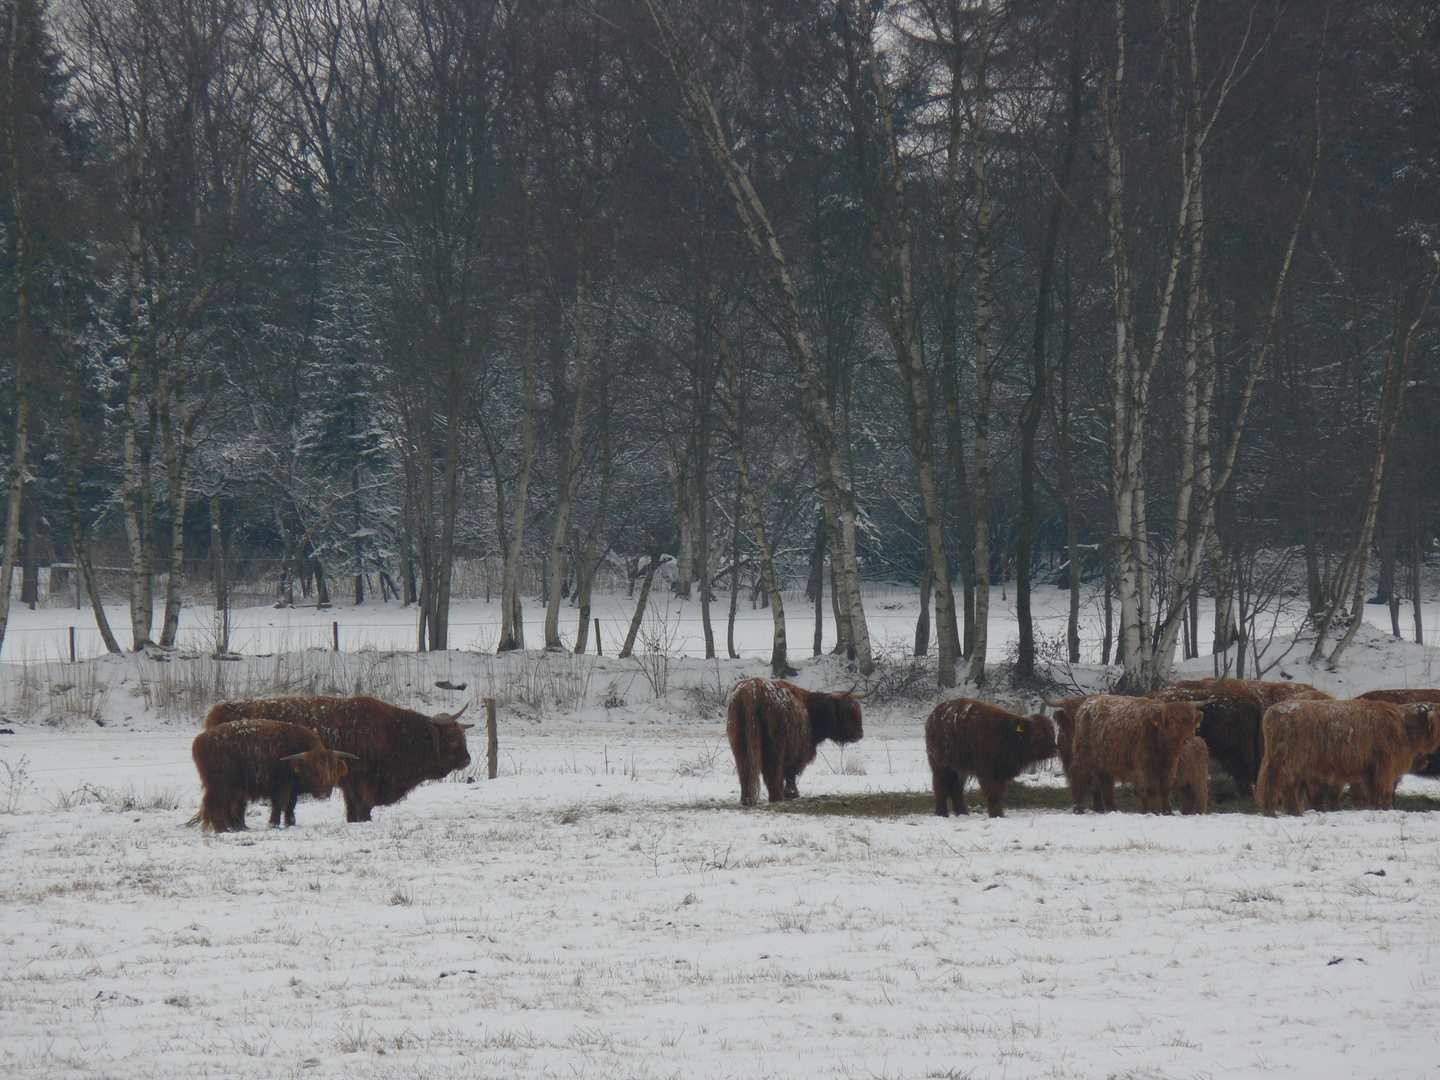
{"left": 333, "top": 621, "right": 339, "bottom": 652}
{"left": 595, "top": 618, "right": 602, "bottom": 656}
{"left": 69, "top": 626, "right": 76, "bottom": 664}
{"left": 486, "top": 698, "right": 498, "bottom": 780}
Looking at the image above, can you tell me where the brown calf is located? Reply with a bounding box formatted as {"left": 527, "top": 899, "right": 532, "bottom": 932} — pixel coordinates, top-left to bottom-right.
{"left": 1148, "top": 683, "right": 1264, "bottom": 796}
{"left": 1174, "top": 736, "right": 1209, "bottom": 815}
{"left": 191, "top": 719, "right": 356, "bottom": 832}
{"left": 1065, "top": 696, "right": 1200, "bottom": 814}
{"left": 1256, "top": 698, "right": 1440, "bottom": 815}
{"left": 204, "top": 696, "right": 472, "bottom": 822}
{"left": 925, "top": 699, "right": 1056, "bottom": 818}
{"left": 726, "top": 678, "right": 863, "bottom": 805}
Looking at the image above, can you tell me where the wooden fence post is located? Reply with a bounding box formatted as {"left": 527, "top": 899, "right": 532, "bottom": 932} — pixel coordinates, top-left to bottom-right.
{"left": 486, "top": 698, "right": 498, "bottom": 780}
{"left": 69, "top": 626, "right": 76, "bottom": 664}
{"left": 595, "top": 618, "right": 602, "bottom": 655}
{"left": 332, "top": 621, "right": 339, "bottom": 651}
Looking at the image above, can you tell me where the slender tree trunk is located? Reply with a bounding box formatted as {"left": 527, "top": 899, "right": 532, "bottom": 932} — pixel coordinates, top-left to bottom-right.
{"left": 839, "top": 0, "right": 959, "bottom": 685}
{"left": 727, "top": 483, "right": 741, "bottom": 659}
{"left": 211, "top": 493, "right": 229, "bottom": 654}
{"left": 966, "top": 0, "right": 994, "bottom": 686}
{"left": 1016, "top": 7, "right": 1085, "bottom": 680}
{"left": 940, "top": 0, "right": 975, "bottom": 657}
{"left": 574, "top": 399, "right": 612, "bottom": 655}
{"left": 1412, "top": 511, "right": 1424, "bottom": 645}
{"left": 499, "top": 244, "right": 539, "bottom": 652}
{"left": 619, "top": 542, "right": 662, "bottom": 660}
{"left": 715, "top": 328, "right": 789, "bottom": 675}
{"left": 545, "top": 261, "right": 600, "bottom": 651}
{"left": 642, "top": 0, "right": 871, "bottom": 672}
{"left": 811, "top": 514, "right": 826, "bottom": 657}
{"left": 914, "top": 546, "right": 932, "bottom": 658}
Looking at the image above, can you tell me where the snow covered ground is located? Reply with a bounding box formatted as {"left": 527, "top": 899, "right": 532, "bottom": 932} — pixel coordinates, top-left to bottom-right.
{"left": 3, "top": 586, "right": 1440, "bottom": 1078}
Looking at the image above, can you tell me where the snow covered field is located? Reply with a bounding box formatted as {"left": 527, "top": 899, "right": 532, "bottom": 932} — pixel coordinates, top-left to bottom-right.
{"left": 3, "top": 587, "right": 1440, "bottom": 1078}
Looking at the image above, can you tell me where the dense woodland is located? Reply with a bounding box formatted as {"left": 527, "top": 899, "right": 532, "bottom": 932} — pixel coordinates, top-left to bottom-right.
{"left": 0, "top": 0, "right": 1437, "bottom": 689}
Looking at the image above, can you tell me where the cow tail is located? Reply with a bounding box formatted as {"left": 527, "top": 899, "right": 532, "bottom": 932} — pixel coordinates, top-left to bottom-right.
{"left": 729, "top": 689, "right": 762, "bottom": 807}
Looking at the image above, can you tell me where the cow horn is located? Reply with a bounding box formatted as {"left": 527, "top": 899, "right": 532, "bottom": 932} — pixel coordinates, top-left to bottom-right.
{"left": 336, "top": 752, "right": 361, "bottom": 761}
{"left": 279, "top": 752, "right": 308, "bottom": 762}
{"left": 457, "top": 723, "right": 475, "bottom": 730}
{"left": 848, "top": 683, "right": 873, "bottom": 701}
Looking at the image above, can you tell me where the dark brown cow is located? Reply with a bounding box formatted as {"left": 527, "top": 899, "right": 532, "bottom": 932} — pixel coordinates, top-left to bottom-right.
{"left": 1171, "top": 677, "right": 1321, "bottom": 711}
{"left": 925, "top": 698, "right": 1055, "bottom": 818}
{"left": 1358, "top": 689, "right": 1440, "bottom": 776}
{"left": 203, "top": 696, "right": 473, "bottom": 821}
{"left": 726, "top": 678, "right": 863, "bottom": 806}
{"left": 191, "top": 719, "right": 356, "bottom": 832}
{"left": 1256, "top": 698, "right": 1440, "bottom": 815}
{"left": 1147, "top": 684, "right": 1265, "bottom": 797}
{"left": 1065, "top": 696, "right": 1200, "bottom": 814}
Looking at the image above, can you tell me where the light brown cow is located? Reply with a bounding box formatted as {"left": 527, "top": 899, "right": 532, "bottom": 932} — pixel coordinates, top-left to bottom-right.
{"left": 1174, "top": 736, "right": 1209, "bottom": 815}
{"left": 1065, "top": 696, "right": 1200, "bottom": 814}
{"left": 1358, "top": 689, "right": 1440, "bottom": 776}
{"left": 1256, "top": 698, "right": 1440, "bottom": 815}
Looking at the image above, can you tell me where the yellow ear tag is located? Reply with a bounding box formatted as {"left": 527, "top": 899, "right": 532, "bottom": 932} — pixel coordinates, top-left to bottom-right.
{"left": 1016, "top": 725, "right": 1024, "bottom": 732}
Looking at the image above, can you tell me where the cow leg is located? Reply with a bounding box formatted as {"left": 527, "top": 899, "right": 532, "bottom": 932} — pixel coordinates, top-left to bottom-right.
{"left": 231, "top": 794, "right": 249, "bottom": 831}
{"left": 952, "top": 772, "right": 970, "bottom": 815}
{"left": 342, "top": 782, "right": 373, "bottom": 823}
{"left": 932, "top": 770, "right": 954, "bottom": 817}
{"left": 980, "top": 777, "right": 1007, "bottom": 818}
{"left": 283, "top": 790, "right": 299, "bottom": 826}
{"left": 737, "top": 762, "right": 758, "bottom": 807}
{"left": 1068, "top": 766, "right": 1092, "bottom": 813}
{"left": 782, "top": 773, "right": 800, "bottom": 800}
{"left": 1282, "top": 781, "right": 1304, "bottom": 816}
{"left": 1096, "top": 773, "right": 1117, "bottom": 812}
{"left": 268, "top": 797, "right": 283, "bottom": 828}
{"left": 1157, "top": 780, "right": 1174, "bottom": 816}
{"left": 761, "top": 759, "right": 786, "bottom": 803}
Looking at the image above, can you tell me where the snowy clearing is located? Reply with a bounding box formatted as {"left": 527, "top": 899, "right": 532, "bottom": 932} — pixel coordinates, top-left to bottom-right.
{"left": 2, "top": 589, "right": 1440, "bottom": 1078}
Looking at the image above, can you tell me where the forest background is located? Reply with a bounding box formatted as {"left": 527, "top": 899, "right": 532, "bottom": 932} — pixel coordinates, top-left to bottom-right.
{"left": 1, "top": 0, "right": 1437, "bottom": 693}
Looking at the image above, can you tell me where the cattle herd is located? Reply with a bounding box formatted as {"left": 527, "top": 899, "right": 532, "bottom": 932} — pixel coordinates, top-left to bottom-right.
{"left": 184, "top": 676, "right": 1440, "bottom": 832}
{"left": 724, "top": 676, "right": 1440, "bottom": 819}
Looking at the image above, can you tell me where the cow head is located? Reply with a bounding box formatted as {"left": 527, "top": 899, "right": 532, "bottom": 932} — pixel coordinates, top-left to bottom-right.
{"left": 827, "top": 692, "right": 864, "bottom": 745}
{"left": 281, "top": 749, "right": 358, "bottom": 796}
{"left": 1020, "top": 714, "right": 1057, "bottom": 763}
{"left": 1153, "top": 701, "right": 1201, "bottom": 742}
{"left": 429, "top": 706, "right": 474, "bottom": 774}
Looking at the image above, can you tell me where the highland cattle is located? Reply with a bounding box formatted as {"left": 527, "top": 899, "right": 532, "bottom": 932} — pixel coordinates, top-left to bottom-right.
{"left": 924, "top": 698, "right": 1055, "bottom": 818}
{"left": 1256, "top": 698, "right": 1440, "bottom": 815}
{"left": 1065, "top": 696, "right": 1200, "bottom": 814}
{"left": 203, "top": 696, "right": 473, "bottom": 821}
{"left": 191, "top": 719, "right": 356, "bottom": 832}
{"left": 726, "top": 678, "right": 864, "bottom": 805}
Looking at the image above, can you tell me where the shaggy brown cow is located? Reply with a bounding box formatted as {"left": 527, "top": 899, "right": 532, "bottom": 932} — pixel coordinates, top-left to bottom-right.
{"left": 1174, "top": 736, "right": 1209, "bottom": 815}
{"left": 726, "top": 678, "right": 863, "bottom": 806}
{"left": 203, "top": 696, "right": 473, "bottom": 821}
{"left": 1065, "top": 696, "right": 1200, "bottom": 814}
{"left": 191, "top": 719, "right": 356, "bottom": 832}
{"left": 1358, "top": 689, "right": 1440, "bottom": 776}
{"left": 925, "top": 699, "right": 1055, "bottom": 818}
{"left": 1256, "top": 698, "right": 1440, "bottom": 815}
{"left": 1147, "top": 684, "right": 1264, "bottom": 797}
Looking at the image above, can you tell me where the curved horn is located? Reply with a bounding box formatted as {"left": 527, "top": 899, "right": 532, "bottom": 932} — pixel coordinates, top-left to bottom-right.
{"left": 431, "top": 701, "right": 469, "bottom": 726}
{"left": 279, "top": 752, "right": 308, "bottom": 763}
{"left": 849, "top": 684, "right": 873, "bottom": 702}
{"left": 336, "top": 752, "right": 361, "bottom": 761}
